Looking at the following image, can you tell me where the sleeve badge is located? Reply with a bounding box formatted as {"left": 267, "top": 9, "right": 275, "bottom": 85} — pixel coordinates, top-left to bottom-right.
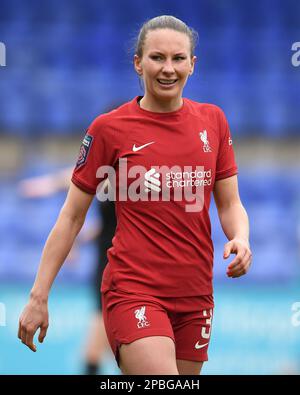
{"left": 76, "top": 133, "right": 93, "bottom": 168}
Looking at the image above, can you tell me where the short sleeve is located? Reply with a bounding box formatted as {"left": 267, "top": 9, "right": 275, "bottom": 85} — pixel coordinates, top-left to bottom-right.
{"left": 215, "top": 108, "right": 238, "bottom": 181}
{"left": 71, "top": 116, "right": 119, "bottom": 194}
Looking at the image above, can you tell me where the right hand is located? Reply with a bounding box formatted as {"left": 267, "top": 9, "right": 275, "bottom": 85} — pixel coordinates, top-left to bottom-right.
{"left": 18, "top": 297, "right": 49, "bottom": 352}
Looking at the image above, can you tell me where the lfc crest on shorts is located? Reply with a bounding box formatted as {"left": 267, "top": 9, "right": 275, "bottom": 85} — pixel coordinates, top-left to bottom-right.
{"left": 134, "top": 306, "right": 150, "bottom": 328}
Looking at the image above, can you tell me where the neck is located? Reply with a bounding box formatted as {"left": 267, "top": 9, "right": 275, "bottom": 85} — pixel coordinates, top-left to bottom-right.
{"left": 139, "top": 94, "right": 183, "bottom": 113}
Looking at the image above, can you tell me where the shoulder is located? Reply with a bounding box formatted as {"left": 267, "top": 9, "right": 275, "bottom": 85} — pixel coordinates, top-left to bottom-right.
{"left": 89, "top": 101, "right": 130, "bottom": 130}
{"left": 86, "top": 101, "right": 131, "bottom": 141}
{"left": 185, "top": 98, "right": 226, "bottom": 122}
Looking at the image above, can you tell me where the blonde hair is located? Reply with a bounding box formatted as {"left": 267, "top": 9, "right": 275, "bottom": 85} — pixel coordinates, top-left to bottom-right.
{"left": 135, "top": 15, "right": 198, "bottom": 58}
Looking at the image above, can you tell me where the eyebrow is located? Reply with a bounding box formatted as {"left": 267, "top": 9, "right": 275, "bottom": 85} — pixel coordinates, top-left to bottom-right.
{"left": 149, "top": 51, "right": 187, "bottom": 56}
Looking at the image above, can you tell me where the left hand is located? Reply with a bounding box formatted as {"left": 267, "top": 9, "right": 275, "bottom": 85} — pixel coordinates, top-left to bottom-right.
{"left": 223, "top": 238, "right": 252, "bottom": 278}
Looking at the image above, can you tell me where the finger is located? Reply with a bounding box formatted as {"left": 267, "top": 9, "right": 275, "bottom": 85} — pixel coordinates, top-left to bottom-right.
{"left": 230, "top": 266, "right": 249, "bottom": 278}
{"left": 223, "top": 243, "right": 233, "bottom": 259}
{"left": 228, "top": 252, "right": 250, "bottom": 270}
{"left": 20, "top": 327, "right": 27, "bottom": 346}
{"left": 227, "top": 250, "right": 247, "bottom": 270}
{"left": 38, "top": 324, "right": 48, "bottom": 343}
{"left": 228, "top": 256, "right": 252, "bottom": 277}
{"left": 25, "top": 327, "right": 37, "bottom": 352}
{"left": 228, "top": 265, "right": 246, "bottom": 277}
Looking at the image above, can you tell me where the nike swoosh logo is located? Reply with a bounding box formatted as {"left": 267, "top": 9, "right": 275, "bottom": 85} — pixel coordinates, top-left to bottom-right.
{"left": 195, "top": 341, "right": 209, "bottom": 350}
{"left": 132, "top": 142, "right": 155, "bottom": 152}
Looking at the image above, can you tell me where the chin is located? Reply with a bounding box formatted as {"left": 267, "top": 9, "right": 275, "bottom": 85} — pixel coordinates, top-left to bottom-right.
{"left": 154, "top": 88, "right": 181, "bottom": 101}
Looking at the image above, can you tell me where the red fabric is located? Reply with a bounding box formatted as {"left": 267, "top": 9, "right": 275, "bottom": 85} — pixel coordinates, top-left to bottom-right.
{"left": 102, "top": 289, "right": 214, "bottom": 366}
{"left": 72, "top": 96, "right": 238, "bottom": 297}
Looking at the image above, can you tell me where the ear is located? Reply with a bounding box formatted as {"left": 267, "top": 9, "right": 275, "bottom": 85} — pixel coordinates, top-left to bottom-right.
{"left": 134, "top": 54, "right": 143, "bottom": 76}
{"left": 189, "top": 56, "right": 197, "bottom": 76}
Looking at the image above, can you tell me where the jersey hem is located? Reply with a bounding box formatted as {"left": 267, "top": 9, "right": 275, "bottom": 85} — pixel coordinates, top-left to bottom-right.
{"left": 119, "top": 332, "right": 175, "bottom": 345}
{"left": 71, "top": 174, "right": 96, "bottom": 194}
{"left": 176, "top": 353, "right": 209, "bottom": 362}
{"left": 101, "top": 284, "right": 214, "bottom": 298}
{"left": 215, "top": 168, "right": 238, "bottom": 181}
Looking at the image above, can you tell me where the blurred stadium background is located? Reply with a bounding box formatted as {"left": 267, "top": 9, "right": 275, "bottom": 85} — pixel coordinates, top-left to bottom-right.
{"left": 0, "top": 0, "right": 300, "bottom": 375}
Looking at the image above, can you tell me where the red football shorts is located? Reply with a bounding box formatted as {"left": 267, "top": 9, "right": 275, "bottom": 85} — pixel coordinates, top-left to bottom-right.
{"left": 101, "top": 288, "right": 214, "bottom": 367}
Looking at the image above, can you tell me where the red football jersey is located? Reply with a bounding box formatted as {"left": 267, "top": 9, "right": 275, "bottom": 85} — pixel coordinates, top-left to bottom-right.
{"left": 71, "top": 96, "right": 238, "bottom": 297}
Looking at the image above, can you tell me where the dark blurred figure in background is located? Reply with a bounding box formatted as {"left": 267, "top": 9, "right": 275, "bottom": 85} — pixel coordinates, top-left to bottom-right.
{"left": 86, "top": 198, "right": 116, "bottom": 374}
{"left": 19, "top": 172, "right": 117, "bottom": 375}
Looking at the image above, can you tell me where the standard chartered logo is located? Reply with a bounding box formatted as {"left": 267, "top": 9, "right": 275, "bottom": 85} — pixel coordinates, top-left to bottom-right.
{"left": 144, "top": 168, "right": 161, "bottom": 192}
{"left": 144, "top": 168, "right": 212, "bottom": 191}
{"left": 166, "top": 169, "right": 212, "bottom": 188}
{"left": 96, "top": 159, "right": 210, "bottom": 212}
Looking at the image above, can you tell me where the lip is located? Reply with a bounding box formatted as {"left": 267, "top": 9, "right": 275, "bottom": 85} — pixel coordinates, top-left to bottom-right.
{"left": 157, "top": 79, "right": 178, "bottom": 88}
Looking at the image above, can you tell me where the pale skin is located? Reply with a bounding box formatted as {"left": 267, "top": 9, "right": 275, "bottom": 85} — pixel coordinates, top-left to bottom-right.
{"left": 134, "top": 29, "right": 196, "bottom": 113}
{"left": 18, "top": 28, "right": 252, "bottom": 375}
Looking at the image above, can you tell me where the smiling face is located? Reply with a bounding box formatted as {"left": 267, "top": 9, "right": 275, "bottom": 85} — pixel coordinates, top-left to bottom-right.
{"left": 134, "top": 28, "right": 197, "bottom": 111}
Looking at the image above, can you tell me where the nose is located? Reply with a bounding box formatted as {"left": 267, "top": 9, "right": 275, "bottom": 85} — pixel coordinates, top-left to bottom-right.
{"left": 161, "top": 58, "right": 175, "bottom": 74}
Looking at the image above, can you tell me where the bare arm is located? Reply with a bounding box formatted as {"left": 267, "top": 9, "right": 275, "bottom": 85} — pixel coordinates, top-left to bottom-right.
{"left": 213, "top": 175, "right": 252, "bottom": 278}
{"left": 18, "top": 182, "right": 94, "bottom": 351}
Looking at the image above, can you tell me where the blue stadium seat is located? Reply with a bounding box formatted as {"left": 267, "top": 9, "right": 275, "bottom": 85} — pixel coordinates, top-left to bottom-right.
{"left": 0, "top": 0, "right": 299, "bottom": 137}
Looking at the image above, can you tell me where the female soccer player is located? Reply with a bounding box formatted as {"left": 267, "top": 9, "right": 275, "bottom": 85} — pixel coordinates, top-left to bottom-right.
{"left": 18, "top": 15, "right": 252, "bottom": 375}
